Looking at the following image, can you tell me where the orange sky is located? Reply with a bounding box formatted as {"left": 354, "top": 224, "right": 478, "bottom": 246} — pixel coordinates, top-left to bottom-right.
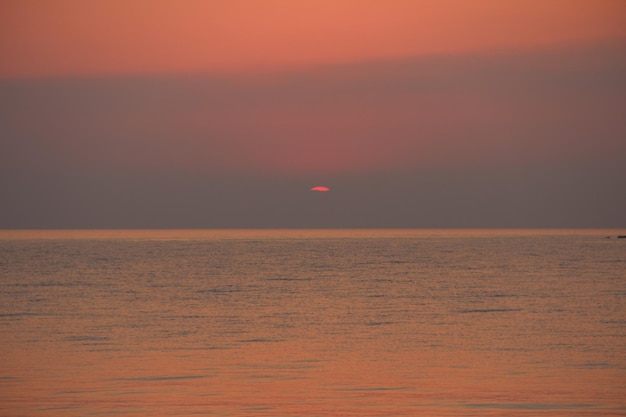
{"left": 1, "top": 0, "right": 625, "bottom": 78}
{"left": 1, "top": 0, "right": 625, "bottom": 228}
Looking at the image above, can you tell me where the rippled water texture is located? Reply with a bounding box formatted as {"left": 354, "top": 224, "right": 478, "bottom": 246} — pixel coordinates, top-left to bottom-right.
{"left": 1, "top": 229, "right": 625, "bottom": 416}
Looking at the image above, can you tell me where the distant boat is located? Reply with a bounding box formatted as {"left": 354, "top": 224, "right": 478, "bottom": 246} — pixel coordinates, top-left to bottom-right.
{"left": 618, "top": 235, "right": 626, "bottom": 239}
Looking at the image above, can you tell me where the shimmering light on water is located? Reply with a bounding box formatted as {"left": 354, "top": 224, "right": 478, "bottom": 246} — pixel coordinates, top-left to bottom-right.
{"left": 1, "top": 229, "right": 625, "bottom": 416}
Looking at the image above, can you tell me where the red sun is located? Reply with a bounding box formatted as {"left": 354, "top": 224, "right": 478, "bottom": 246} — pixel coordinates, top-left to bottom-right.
{"left": 310, "top": 186, "right": 330, "bottom": 192}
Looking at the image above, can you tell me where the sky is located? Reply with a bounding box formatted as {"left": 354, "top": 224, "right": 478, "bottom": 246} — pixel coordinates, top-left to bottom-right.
{"left": 1, "top": 0, "right": 625, "bottom": 228}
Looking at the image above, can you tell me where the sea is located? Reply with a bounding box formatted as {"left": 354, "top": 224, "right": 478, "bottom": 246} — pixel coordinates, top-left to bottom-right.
{"left": 0, "top": 229, "right": 624, "bottom": 416}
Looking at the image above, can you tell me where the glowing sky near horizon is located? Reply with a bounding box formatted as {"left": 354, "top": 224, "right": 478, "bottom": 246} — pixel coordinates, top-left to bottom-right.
{"left": 1, "top": 0, "right": 625, "bottom": 228}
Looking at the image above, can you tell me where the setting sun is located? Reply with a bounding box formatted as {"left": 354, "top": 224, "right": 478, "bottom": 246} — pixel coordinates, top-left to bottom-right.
{"left": 310, "top": 186, "right": 330, "bottom": 192}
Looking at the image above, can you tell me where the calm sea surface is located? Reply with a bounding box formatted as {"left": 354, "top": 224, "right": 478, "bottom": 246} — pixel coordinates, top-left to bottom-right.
{"left": 0, "top": 229, "right": 624, "bottom": 416}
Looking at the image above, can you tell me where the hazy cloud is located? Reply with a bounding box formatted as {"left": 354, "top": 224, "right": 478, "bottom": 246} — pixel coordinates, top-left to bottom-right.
{"left": 1, "top": 39, "right": 625, "bottom": 228}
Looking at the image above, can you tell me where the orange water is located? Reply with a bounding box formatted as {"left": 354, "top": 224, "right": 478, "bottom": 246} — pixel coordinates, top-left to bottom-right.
{"left": 1, "top": 230, "right": 624, "bottom": 416}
